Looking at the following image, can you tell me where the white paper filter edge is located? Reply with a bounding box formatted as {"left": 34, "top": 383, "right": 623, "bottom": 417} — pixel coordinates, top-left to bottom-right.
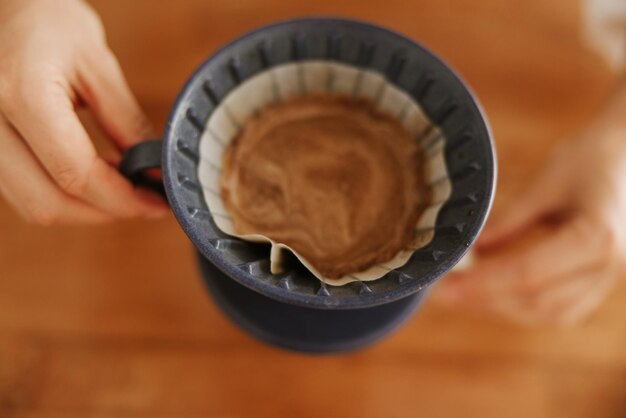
{"left": 197, "top": 60, "right": 452, "bottom": 286}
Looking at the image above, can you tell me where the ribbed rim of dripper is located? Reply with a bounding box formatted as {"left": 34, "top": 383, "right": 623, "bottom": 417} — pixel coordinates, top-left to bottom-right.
{"left": 198, "top": 61, "right": 454, "bottom": 285}
{"left": 162, "top": 17, "right": 496, "bottom": 309}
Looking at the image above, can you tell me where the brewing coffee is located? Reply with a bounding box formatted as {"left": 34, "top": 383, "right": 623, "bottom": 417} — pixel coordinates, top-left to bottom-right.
{"left": 219, "top": 94, "right": 431, "bottom": 278}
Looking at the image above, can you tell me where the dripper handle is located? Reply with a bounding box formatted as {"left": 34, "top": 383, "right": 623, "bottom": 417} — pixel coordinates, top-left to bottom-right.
{"left": 118, "top": 140, "right": 166, "bottom": 198}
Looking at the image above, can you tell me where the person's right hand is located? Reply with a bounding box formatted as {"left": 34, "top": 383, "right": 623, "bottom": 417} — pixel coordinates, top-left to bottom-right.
{"left": 435, "top": 84, "right": 626, "bottom": 325}
{"left": 0, "top": 0, "right": 167, "bottom": 225}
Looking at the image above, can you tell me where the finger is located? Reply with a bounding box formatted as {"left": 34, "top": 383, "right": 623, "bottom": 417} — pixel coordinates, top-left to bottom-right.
{"left": 449, "top": 217, "right": 604, "bottom": 296}
{"left": 0, "top": 115, "right": 112, "bottom": 224}
{"left": 434, "top": 274, "right": 539, "bottom": 324}
{"left": 479, "top": 175, "right": 563, "bottom": 248}
{"left": 434, "top": 267, "right": 589, "bottom": 326}
{"left": 76, "top": 47, "right": 154, "bottom": 150}
{"left": 533, "top": 263, "right": 618, "bottom": 326}
{"left": 437, "top": 223, "right": 615, "bottom": 326}
{"left": 2, "top": 79, "right": 167, "bottom": 219}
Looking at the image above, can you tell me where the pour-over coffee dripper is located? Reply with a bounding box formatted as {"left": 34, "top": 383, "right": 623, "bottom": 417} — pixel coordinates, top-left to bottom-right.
{"left": 120, "top": 18, "right": 496, "bottom": 353}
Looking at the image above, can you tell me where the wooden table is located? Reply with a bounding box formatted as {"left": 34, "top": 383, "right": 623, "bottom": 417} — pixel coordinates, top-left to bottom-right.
{"left": 1, "top": 1, "right": 625, "bottom": 417}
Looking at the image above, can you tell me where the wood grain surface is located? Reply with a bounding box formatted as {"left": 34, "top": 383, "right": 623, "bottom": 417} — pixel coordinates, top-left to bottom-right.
{"left": 1, "top": 1, "right": 625, "bottom": 417}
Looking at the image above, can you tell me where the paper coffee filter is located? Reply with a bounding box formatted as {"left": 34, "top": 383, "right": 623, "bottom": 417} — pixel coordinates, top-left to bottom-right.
{"left": 198, "top": 60, "right": 452, "bottom": 286}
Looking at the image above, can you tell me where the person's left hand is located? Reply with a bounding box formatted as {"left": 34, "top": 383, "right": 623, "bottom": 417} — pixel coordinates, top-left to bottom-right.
{"left": 0, "top": 0, "right": 167, "bottom": 225}
{"left": 435, "top": 114, "right": 626, "bottom": 325}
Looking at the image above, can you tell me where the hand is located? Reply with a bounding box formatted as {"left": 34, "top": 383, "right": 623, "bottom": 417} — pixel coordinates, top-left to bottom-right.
{"left": 0, "top": 0, "right": 167, "bottom": 225}
{"left": 436, "top": 106, "right": 626, "bottom": 326}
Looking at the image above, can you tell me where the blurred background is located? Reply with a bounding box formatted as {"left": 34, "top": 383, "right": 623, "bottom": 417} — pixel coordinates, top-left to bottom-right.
{"left": 1, "top": 0, "right": 625, "bottom": 417}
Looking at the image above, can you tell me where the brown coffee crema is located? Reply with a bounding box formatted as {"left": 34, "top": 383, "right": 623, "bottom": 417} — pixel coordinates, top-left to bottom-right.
{"left": 219, "top": 94, "right": 431, "bottom": 279}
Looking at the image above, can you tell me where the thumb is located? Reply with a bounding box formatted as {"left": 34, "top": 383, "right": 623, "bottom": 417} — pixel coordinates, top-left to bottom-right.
{"left": 479, "top": 176, "right": 560, "bottom": 248}
{"left": 76, "top": 46, "right": 154, "bottom": 150}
